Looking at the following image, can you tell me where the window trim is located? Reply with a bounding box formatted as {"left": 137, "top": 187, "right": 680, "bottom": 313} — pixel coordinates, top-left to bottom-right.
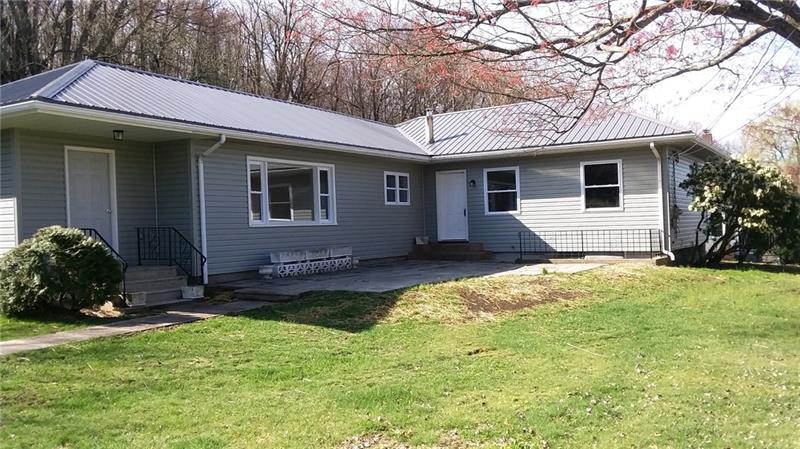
{"left": 483, "top": 166, "right": 520, "bottom": 215}
{"left": 384, "top": 171, "right": 411, "bottom": 206}
{"left": 246, "top": 156, "right": 336, "bottom": 227}
{"left": 580, "top": 159, "right": 624, "bottom": 212}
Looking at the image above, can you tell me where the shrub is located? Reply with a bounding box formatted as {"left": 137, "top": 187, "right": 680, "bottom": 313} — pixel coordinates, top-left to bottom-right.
{"left": 680, "top": 158, "right": 800, "bottom": 266}
{"left": 0, "top": 226, "right": 123, "bottom": 315}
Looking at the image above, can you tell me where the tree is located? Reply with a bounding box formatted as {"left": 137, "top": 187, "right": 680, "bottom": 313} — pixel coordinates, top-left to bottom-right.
{"left": 680, "top": 158, "right": 800, "bottom": 266}
{"left": 326, "top": 0, "right": 800, "bottom": 127}
{"left": 742, "top": 101, "right": 800, "bottom": 187}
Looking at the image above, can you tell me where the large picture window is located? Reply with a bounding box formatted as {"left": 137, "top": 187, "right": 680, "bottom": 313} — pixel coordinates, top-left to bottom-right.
{"left": 384, "top": 172, "right": 410, "bottom": 205}
{"left": 484, "top": 167, "right": 520, "bottom": 214}
{"left": 247, "top": 157, "right": 335, "bottom": 226}
{"left": 581, "top": 160, "right": 623, "bottom": 210}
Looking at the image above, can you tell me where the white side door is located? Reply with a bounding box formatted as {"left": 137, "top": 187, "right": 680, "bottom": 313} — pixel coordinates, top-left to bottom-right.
{"left": 436, "top": 170, "right": 469, "bottom": 241}
{"left": 66, "top": 148, "right": 117, "bottom": 248}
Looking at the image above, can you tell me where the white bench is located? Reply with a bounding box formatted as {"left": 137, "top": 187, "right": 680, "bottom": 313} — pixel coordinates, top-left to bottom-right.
{"left": 258, "top": 246, "right": 357, "bottom": 279}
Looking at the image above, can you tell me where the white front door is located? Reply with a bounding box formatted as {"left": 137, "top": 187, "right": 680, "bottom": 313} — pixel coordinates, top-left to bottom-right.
{"left": 436, "top": 170, "right": 468, "bottom": 241}
{"left": 66, "top": 148, "right": 117, "bottom": 248}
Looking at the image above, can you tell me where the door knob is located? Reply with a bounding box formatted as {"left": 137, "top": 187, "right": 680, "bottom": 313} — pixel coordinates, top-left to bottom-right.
{"left": 106, "top": 209, "right": 112, "bottom": 214}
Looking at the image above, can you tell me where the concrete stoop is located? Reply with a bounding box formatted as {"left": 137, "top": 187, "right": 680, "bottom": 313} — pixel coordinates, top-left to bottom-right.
{"left": 125, "top": 266, "right": 189, "bottom": 307}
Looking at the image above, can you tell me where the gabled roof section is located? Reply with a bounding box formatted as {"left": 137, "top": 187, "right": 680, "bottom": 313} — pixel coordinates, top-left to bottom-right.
{"left": 0, "top": 60, "right": 426, "bottom": 156}
{"left": 396, "top": 101, "right": 692, "bottom": 156}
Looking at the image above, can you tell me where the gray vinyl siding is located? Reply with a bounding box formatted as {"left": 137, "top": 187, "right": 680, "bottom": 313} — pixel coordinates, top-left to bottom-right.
{"left": 1, "top": 129, "right": 17, "bottom": 199}
{"left": 192, "top": 139, "right": 424, "bottom": 275}
{"left": 155, "top": 140, "right": 193, "bottom": 239}
{"left": 669, "top": 151, "right": 702, "bottom": 250}
{"left": 424, "top": 148, "right": 663, "bottom": 253}
{"left": 15, "top": 129, "right": 157, "bottom": 260}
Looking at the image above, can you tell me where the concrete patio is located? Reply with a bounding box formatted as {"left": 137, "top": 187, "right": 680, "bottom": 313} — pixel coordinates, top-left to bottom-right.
{"left": 225, "top": 260, "right": 603, "bottom": 300}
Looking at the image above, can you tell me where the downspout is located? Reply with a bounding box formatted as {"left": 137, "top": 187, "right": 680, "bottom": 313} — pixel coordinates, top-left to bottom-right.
{"left": 198, "top": 134, "right": 226, "bottom": 284}
{"left": 650, "top": 142, "right": 675, "bottom": 261}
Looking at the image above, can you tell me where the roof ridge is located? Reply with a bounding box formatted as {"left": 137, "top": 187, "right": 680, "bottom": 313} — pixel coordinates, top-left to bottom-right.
{"left": 34, "top": 60, "right": 97, "bottom": 99}
{"left": 87, "top": 59, "right": 399, "bottom": 129}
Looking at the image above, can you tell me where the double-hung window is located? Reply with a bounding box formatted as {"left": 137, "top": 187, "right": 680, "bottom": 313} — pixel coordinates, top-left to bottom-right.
{"left": 581, "top": 160, "right": 623, "bottom": 210}
{"left": 385, "top": 172, "right": 410, "bottom": 205}
{"left": 484, "top": 167, "right": 520, "bottom": 214}
{"left": 247, "top": 156, "right": 336, "bottom": 225}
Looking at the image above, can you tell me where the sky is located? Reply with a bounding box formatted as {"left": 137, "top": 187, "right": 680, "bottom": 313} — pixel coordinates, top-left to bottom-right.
{"left": 636, "top": 69, "right": 800, "bottom": 150}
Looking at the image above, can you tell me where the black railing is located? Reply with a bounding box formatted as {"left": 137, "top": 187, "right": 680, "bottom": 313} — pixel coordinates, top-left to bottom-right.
{"left": 518, "top": 229, "right": 663, "bottom": 260}
{"left": 137, "top": 227, "right": 206, "bottom": 284}
{"left": 79, "top": 228, "right": 128, "bottom": 294}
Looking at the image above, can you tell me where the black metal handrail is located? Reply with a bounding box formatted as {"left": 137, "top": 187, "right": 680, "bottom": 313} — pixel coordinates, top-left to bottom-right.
{"left": 518, "top": 229, "right": 663, "bottom": 260}
{"left": 136, "top": 227, "right": 207, "bottom": 284}
{"left": 79, "top": 228, "right": 128, "bottom": 294}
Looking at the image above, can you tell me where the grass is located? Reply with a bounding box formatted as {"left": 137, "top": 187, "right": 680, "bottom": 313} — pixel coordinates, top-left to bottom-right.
{"left": 0, "top": 310, "right": 121, "bottom": 341}
{"left": 1, "top": 265, "right": 799, "bottom": 448}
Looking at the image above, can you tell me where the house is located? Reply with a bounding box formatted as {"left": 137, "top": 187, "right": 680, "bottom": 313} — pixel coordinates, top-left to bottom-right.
{"left": 0, "top": 60, "right": 724, "bottom": 302}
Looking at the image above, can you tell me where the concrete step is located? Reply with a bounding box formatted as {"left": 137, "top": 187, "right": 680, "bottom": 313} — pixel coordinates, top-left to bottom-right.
{"left": 429, "top": 242, "right": 485, "bottom": 252}
{"left": 126, "top": 276, "right": 187, "bottom": 293}
{"left": 125, "top": 266, "right": 179, "bottom": 282}
{"left": 142, "top": 288, "right": 184, "bottom": 306}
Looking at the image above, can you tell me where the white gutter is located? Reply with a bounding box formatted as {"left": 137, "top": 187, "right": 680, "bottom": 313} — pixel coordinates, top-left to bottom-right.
{"left": 198, "top": 134, "right": 226, "bottom": 284}
{"left": 650, "top": 142, "right": 675, "bottom": 261}
{"left": 430, "top": 133, "right": 699, "bottom": 162}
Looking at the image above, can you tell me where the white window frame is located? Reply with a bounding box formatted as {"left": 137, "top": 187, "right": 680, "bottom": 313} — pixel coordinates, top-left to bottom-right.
{"left": 483, "top": 166, "right": 520, "bottom": 215}
{"left": 246, "top": 156, "right": 336, "bottom": 227}
{"left": 384, "top": 171, "right": 411, "bottom": 206}
{"left": 580, "top": 159, "right": 624, "bottom": 212}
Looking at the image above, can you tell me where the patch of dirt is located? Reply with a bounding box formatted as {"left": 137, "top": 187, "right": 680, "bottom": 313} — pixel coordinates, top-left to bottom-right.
{"left": 455, "top": 279, "right": 585, "bottom": 316}
{"left": 338, "top": 434, "right": 410, "bottom": 449}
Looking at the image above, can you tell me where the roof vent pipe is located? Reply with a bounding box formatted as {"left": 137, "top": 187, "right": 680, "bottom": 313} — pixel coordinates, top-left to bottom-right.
{"left": 425, "top": 108, "right": 435, "bottom": 144}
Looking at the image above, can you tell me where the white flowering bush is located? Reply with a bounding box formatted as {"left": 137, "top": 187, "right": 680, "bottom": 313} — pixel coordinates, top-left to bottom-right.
{"left": 680, "top": 158, "right": 800, "bottom": 266}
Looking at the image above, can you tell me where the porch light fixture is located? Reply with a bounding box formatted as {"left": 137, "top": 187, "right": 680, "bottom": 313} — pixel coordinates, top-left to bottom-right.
{"left": 113, "top": 129, "right": 124, "bottom": 141}
{"left": 469, "top": 179, "right": 477, "bottom": 188}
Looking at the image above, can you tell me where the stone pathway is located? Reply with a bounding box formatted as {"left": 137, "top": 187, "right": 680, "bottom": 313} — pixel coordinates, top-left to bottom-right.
{"left": 0, "top": 300, "right": 265, "bottom": 356}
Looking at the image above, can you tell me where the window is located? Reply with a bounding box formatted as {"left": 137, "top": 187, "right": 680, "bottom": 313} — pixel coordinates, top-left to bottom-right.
{"left": 385, "top": 172, "right": 410, "bottom": 205}
{"left": 484, "top": 167, "right": 520, "bottom": 214}
{"left": 581, "top": 160, "right": 622, "bottom": 210}
{"left": 247, "top": 157, "right": 335, "bottom": 226}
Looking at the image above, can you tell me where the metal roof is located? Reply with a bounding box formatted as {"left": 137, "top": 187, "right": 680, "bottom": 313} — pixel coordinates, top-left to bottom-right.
{"left": 0, "top": 60, "right": 426, "bottom": 156}
{"left": 1, "top": 61, "right": 703, "bottom": 159}
{"left": 396, "top": 101, "right": 691, "bottom": 156}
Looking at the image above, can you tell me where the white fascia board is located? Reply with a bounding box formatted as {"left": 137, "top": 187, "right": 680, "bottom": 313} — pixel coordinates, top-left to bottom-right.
{"left": 0, "top": 100, "right": 431, "bottom": 163}
{"left": 428, "top": 134, "right": 702, "bottom": 162}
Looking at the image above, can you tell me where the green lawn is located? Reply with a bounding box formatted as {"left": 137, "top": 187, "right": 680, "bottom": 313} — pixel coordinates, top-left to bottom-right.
{"left": 1, "top": 265, "right": 799, "bottom": 448}
{"left": 0, "top": 310, "right": 121, "bottom": 341}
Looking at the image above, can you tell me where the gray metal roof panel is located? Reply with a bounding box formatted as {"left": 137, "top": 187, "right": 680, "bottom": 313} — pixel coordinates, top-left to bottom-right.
{"left": 4, "top": 61, "right": 426, "bottom": 156}
{"left": 396, "top": 101, "right": 690, "bottom": 156}
{"left": 3, "top": 61, "right": 695, "bottom": 159}
{"left": 0, "top": 63, "right": 81, "bottom": 104}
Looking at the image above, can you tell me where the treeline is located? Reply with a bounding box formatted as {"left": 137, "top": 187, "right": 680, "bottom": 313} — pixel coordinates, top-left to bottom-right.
{"left": 0, "top": 0, "right": 525, "bottom": 123}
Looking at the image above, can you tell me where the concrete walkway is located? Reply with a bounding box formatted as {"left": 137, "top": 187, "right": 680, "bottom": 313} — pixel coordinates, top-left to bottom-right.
{"left": 227, "top": 260, "right": 603, "bottom": 300}
{"left": 0, "top": 300, "right": 265, "bottom": 356}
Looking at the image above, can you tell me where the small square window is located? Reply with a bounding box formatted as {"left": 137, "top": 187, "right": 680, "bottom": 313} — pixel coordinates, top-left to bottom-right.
{"left": 385, "top": 172, "right": 410, "bottom": 205}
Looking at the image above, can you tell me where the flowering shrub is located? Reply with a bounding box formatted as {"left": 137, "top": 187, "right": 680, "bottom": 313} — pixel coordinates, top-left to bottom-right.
{"left": 680, "top": 158, "right": 800, "bottom": 266}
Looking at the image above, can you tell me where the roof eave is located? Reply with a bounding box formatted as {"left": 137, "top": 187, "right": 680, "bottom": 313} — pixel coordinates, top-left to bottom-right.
{"left": 0, "top": 100, "right": 431, "bottom": 162}
{"left": 428, "top": 133, "right": 704, "bottom": 162}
